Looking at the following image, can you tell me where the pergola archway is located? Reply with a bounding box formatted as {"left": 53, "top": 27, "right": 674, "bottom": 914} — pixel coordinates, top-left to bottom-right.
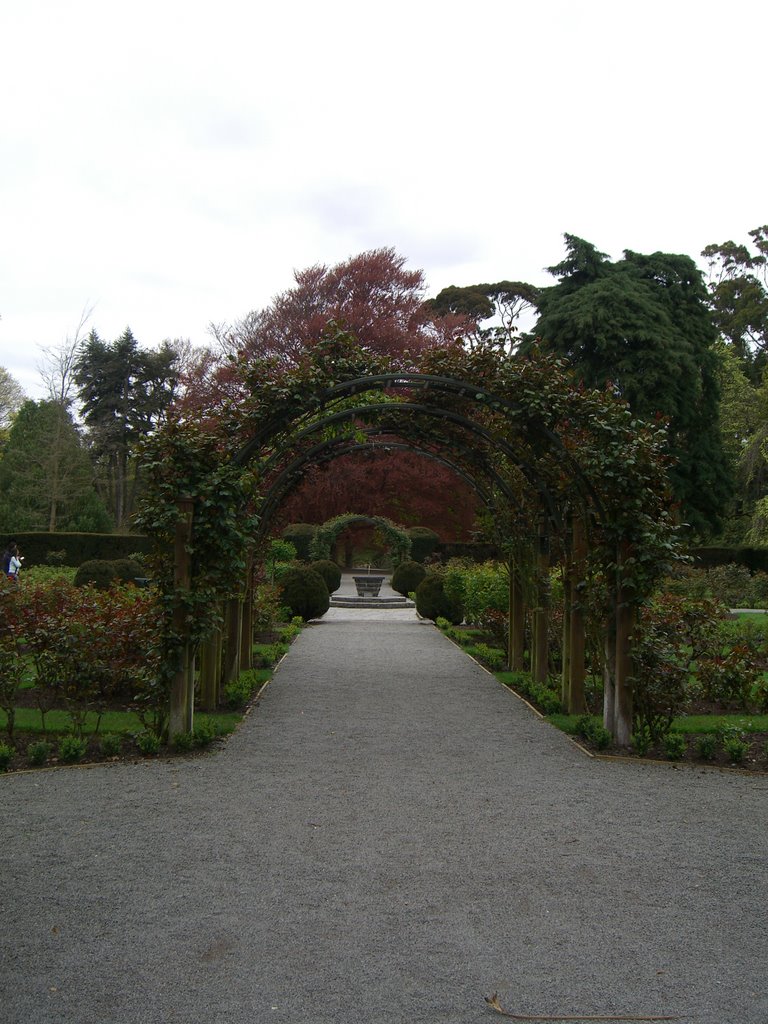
{"left": 310, "top": 513, "right": 411, "bottom": 566}
{"left": 139, "top": 330, "right": 676, "bottom": 749}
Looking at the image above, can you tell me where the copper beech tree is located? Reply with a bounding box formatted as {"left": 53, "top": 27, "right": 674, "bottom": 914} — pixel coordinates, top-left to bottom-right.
{"left": 178, "top": 247, "right": 478, "bottom": 535}
{"left": 212, "top": 246, "right": 472, "bottom": 365}
{"left": 275, "top": 449, "right": 478, "bottom": 541}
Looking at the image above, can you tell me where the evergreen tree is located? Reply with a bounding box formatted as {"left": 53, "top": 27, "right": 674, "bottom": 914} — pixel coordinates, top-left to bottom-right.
{"left": 0, "top": 400, "right": 112, "bottom": 532}
{"left": 74, "top": 329, "right": 178, "bottom": 527}
{"left": 427, "top": 280, "right": 540, "bottom": 352}
{"left": 531, "top": 235, "right": 731, "bottom": 536}
{"left": 0, "top": 366, "right": 26, "bottom": 429}
{"left": 702, "top": 225, "right": 768, "bottom": 374}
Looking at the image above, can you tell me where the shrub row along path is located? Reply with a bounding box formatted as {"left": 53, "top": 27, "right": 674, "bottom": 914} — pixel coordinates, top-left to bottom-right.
{"left": 2, "top": 578, "right": 767, "bottom": 1024}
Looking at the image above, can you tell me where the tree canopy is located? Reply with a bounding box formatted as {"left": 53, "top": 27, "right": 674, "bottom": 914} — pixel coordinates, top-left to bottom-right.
{"left": 211, "top": 247, "right": 471, "bottom": 365}
{"left": 702, "top": 225, "right": 768, "bottom": 373}
{"left": 0, "top": 400, "right": 112, "bottom": 532}
{"left": 530, "top": 234, "right": 730, "bottom": 537}
{"left": 427, "top": 280, "right": 540, "bottom": 352}
{"left": 73, "top": 329, "right": 179, "bottom": 528}
{"left": 275, "top": 448, "right": 478, "bottom": 539}
{"left": 0, "top": 366, "right": 26, "bottom": 430}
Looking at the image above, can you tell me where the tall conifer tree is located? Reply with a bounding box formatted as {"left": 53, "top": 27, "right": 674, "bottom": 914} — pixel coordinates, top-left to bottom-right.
{"left": 0, "top": 400, "right": 112, "bottom": 532}
{"left": 531, "top": 235, "right": 730, "bottom": 536}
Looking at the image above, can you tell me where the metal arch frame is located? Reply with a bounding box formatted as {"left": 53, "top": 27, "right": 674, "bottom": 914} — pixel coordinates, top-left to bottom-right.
{"left": 254, "top": 434, "right": 517, "bottom": 543}
{"left": 257, "top": 422, "right": 518, "bottom": 503}
{"left": 232, "top": 371, "right": 602, "bottom": 520}
{"left": 250, "top": 401, "right": 562, "bottom": 527}
{"left": 236, "top": 373, "right": 544, "bottom": 459}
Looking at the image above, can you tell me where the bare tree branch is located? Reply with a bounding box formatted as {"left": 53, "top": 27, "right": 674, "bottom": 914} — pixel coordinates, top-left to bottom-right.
{"left": 37, "top": 303, "right": 95, "bottom": 406}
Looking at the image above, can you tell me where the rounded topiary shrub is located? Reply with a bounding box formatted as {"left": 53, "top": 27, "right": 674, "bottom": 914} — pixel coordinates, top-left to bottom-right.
{"left": 415, "top": 574, "right": 464, "bottom": 625}
{"left": 281, "top": 523, "right": 317, "bottom": 562}
{"left": 407, "top": 526, "right": 440, "bottom": 563}
{"left": 391, "top": 559, "right": 427, "bottom": 597}
{"left": 309, "top": 559, "right": 342, "bottom": 594}
{"left": 74, "top": 559, "right": 117, "bottom": 589}
{"left": 111, "top": 558, "right": 144, "bottom": 583}
{"left": 279, "top": 567, "right": 330, "bottom": 621}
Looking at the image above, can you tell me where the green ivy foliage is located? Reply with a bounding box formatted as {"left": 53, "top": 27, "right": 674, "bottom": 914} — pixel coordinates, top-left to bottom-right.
{"left": 310, "top": 512, "right": 411, "bottom": 565}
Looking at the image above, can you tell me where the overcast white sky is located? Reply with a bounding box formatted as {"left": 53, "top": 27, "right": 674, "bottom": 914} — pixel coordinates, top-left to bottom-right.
{"left": 1, "top": 0, "right": 765, "bottom": 398}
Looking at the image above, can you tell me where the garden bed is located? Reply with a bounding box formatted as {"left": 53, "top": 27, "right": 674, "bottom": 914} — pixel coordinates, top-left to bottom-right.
{"left": 547, "top": 709, "right": 768, "bottom": 772}
{"left": 435, "top": 621, "right": 768, "bottom": 773}
{"left": 0, "top": 628, "right": 298, "bottom": 775}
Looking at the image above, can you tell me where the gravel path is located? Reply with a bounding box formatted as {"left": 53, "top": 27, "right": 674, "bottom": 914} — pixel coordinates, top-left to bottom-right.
{"left": 2, "top": 607, "right": 767, "bottom": 1024}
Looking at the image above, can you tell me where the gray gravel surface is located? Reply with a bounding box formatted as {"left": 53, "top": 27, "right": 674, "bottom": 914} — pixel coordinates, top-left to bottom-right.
{"left": 2, "top": 609, "right": 767, "bottom": 1024}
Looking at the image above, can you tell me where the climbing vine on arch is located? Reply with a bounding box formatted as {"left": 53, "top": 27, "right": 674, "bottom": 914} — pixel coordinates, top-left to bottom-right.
{"left": 310, "top": 513, "right": 412, "bottom": 565}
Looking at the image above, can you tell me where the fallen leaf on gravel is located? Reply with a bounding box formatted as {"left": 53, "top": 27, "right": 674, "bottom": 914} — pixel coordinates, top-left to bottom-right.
{"left": 484, "top": 992, "right": 682, "bottom": 1021}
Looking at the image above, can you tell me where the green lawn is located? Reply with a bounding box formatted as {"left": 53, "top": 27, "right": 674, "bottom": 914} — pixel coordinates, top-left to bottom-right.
{"left": 547, "top": 711, "right": 768, "bottom": 737}
{"left": 669, "top": 713, "right": 768, "bottom": 734}
{"left": 0, "top": 706, "right": 242, "bottom": 737}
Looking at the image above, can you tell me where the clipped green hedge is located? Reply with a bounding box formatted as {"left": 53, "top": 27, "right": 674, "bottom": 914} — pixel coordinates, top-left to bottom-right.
{"left": 279, "top": 567, "right": 330, "bottom": 621}
{"left": 111, "top": 558, "right": 145, "bottom": 582}
{"left": 690, "top": 547, "right": 768, "bottom": 573}
{"left": 391, "top": 560, "right": 426, "bottom": 597}
{"left": 281, "top": 523, "right": 316, "bottom": 562}
{"left": 415, "top": 574, "right": 464, "bottom": 624}
{"left": 309, "top": 559, "right": 342, "bottom": 594}
{"left": 434, "top": 541, "right": 500, "bottom": 563}
{"left": 407, "top": 527, "right": 440, "bottom": 563}
{"left": 74, "top": 559, "right": 118, "bottom": 589}
{"left": 0, "top": 532, "right": 155, "bottom": 568}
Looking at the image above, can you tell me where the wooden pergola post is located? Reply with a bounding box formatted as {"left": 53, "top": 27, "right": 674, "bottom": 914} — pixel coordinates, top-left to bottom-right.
{"left": 613, "top": 540, "right": 635, "bottom": 746}
{"left": 222, "top": 596, "right": 243, "bottom": 686}
{"left": 567, "top": 513, "right": 587, "bottom": 715}
{"left": 212, "top": 604, "right": 224, "bottom": 701}
{"left": 508, "top": 560, "right": 526, "bottom": 671}
{"left": 561, "top": 572, "right": 572, "bottom": 707}
{"left": 240, "top": 590, "right": 253, "bottom": 671}
{"left": 239, "top": 555, "right": 254, "bottom": 671}
{"left": 198, "top": 624, "right": 222, "bottom": 712}
{"left": 561, "top": 519, "right": 572, "bottom": 707}
{"left": 169, "top": 496, "right": 194, "bottom": 737}
{"left": 603, "top": 613, "right": 616, "bottom": 735}
{"left": 532, "top": 520, "right": 550, "bottom": 685}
